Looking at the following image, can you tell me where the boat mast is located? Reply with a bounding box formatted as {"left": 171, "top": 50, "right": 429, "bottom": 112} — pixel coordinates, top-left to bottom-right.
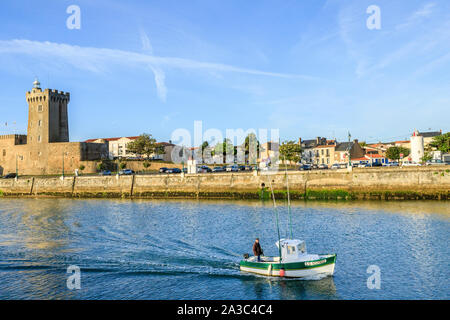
{"left": 269, "top": 179, "right": 282, "bottom": 261}
{"left": 284, "top": 157, "right": 293, "bottom": 239}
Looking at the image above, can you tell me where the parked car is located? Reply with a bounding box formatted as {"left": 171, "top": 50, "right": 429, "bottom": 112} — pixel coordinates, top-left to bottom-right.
{"left": 426, "top": 159, "right": 445, "bottom": 166}
{"left": 384, "top": 162, "right": 399, "bottom": 167}
{"left": 99, "top": 170, "right": 111, "bottom": 176}
{"left": 402, "top": 161, "right": 421, "bottom": 167}
{"left": 166, "top": 168, "right": 181, "bottom": 173}
{"left": 212, "top": 166, "right": 225, "bottom": 172}
{"left": 119, "top": 169, "right": 134, "bottom": 175}
{"left": 318, "top": 164, "right": 328, "bottom": 170}
{"left": 330, "top": 163, "right": 340, "bottom": 170}
{"left": 299, "top": 164, "right": 311, "bottom": 171}
{"left": 311, "top": 164, "right": 318, "bottom": 170}
{"left": 358, "top": 163, "right": 367, "bottom": 168}
{"left": 371, "top": 162, "right": 383, "bottom": 167}
{"left": 197, "top": 166, "right": 212, "bottom": 173}
{"left": 226, "top": 165, "right": 239, "bottom": 172}
{"left": 159, "top": 167, "right": 169, "bottom": 173}
{"left": 238, "top": 165, "right": 246, "bottom": 171}
{"left": 1, "top": 173, "right": 16, "bottom": 179}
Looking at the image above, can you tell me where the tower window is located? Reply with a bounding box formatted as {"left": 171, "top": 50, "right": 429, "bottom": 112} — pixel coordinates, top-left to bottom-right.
{"left": 2, "top": 149, "right": 5, "bottom": 157}
{"left": 38, "top": 120, "right": 42, "bottom": 127}
{"left": 38, "top": 105, "right": 43, "bottom": 112}
{"left": 38, "top": 135, "right": 41, "bottom": 142}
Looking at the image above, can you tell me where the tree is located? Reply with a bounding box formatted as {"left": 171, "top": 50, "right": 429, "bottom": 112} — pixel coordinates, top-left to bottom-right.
{"left": 429, "top": 132, "right": 450, "bottom": 153}
{"left": 119, "top": 162, "right": 126, "bottom": 170}
{"left": 96, "top": 162, "right": 105, "bottom": 172}
{"left": 421, "top": 151, "right": 433, "bottom": 163}
{"left": 244, "top": 133, "right": 260, "bottom": 164}
{"left": 79, "top": 164, "right": 85, "bottom": 172}
{"left": 280, "top": 140, "right": 302, "bottom": 164}
{"left": 201, "top": 141, "right": 209, "bottom": 162}
{"left": 215, "top": 139, "right": 234, "bottom": 164}
{"left": 126, "top": 133, "right": 157, "bottom": 159}
{"left": 143, "top": 161, "right": 151, "bottom": 170}
{"left": 386, "top": 146, "right": 410, "bottom": 161}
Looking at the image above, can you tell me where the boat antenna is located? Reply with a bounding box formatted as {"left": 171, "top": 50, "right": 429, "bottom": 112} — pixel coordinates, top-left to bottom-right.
{"left": 284, "top": 156, "right": 293, "bottom": 239}
{"left": 269, "top": 179, "right": 282, "bottom": 262}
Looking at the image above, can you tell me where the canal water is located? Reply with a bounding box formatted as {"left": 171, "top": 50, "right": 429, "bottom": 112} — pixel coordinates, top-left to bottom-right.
{"left": 0, "top": 198, "right": 448, "bottom": 300}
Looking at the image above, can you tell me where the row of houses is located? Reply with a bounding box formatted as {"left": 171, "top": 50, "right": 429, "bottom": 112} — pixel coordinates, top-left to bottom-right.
{"left": 85, "top": 130, "right": 445, "bottom": 167}
{"left": 85, "top": 136, "right": 177, "bottom": 162}
{"left": 298, "top": 130, "right": 444, "bottom": 167}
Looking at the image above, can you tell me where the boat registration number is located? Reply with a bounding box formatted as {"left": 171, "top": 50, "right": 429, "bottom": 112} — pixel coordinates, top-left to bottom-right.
{"left": 305, "top": 259, "right": 326, "bottom": 266}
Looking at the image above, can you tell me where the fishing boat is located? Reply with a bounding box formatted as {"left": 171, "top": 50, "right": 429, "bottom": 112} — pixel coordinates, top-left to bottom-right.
{"left": 240, "top": 158, "right": 336, "bottom": 278}
{"left": 239, "top": 239, "right": 336, "bottom": 278}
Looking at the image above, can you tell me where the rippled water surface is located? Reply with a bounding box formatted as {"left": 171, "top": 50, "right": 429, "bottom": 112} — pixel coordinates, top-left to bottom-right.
{"left": 0, "top": 198, "right": 448, "bottom": 299}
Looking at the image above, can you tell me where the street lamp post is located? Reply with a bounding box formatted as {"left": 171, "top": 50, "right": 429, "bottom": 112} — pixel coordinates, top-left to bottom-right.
{"left": 15, "top": 153, "right": 18, "bottom": 180}
{"left": 62, "top": 151, "right": 68, "bottom": 179}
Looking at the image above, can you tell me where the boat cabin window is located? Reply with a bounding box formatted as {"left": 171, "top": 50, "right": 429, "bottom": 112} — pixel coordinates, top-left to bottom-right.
{"left": 287, "top": 245, "right": 296, "bottom": 254}
{"left": 298, "top": 242, "right": 306, "bottom": 253}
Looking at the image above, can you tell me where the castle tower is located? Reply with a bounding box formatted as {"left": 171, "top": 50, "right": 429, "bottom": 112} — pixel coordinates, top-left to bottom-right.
{"left": 25, "top": 79, "right": 70, "bottom": 144}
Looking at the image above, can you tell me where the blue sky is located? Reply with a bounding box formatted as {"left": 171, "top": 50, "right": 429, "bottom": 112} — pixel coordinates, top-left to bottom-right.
{"left": 0, "top": 0, "right": 449, "bottom": 145}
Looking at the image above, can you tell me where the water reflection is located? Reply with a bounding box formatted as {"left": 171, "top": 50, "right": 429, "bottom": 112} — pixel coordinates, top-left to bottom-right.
{"left": 242, "top": 275, "right": 338, "bottom": 300}
{"left": 0, "top": 198, "right": 448, "bottom": 299}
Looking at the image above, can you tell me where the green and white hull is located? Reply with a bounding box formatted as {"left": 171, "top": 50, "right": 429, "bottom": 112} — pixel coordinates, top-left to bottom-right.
{"left": 240, "top": 254, "right": 336, "bottom": 278}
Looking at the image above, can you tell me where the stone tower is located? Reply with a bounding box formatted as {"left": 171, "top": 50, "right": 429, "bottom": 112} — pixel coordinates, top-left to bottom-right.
{"left": 25, "top": 79, "right": 70, "bottom": 144}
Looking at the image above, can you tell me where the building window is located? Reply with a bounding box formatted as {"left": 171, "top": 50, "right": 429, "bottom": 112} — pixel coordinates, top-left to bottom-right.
{"left": 38, "top": 135, "right": 41, "bottom": 142}
{"left": 2, "top": 149, "right": 5, "bottom": 157}
{"left": 38, "top": 105, "right": 43, "bottom": 112}
{"left": 327, "top": 158, "right": 329, "bottom": 164}
{"left": 326, "top": 149, "right": 329, "bottom": 156}
{"left": 38, "top": 120, "right": 42, "bottom": 127}
{"left": 321, "top": 149, "right": 324, "bottom": 155}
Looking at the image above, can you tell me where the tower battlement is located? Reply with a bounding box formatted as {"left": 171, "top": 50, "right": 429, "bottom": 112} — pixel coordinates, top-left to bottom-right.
{"left": 25, "top": 79, "right": 70, "bottom": 144}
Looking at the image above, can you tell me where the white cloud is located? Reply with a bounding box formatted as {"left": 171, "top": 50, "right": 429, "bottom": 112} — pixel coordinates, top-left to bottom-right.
{"left": 396, "top": 2, "right": 436, "bottom": 30}
{"left": 140, "top": 29, "right": 153, "bottom": 54}
{"left": 0, "top": 39, "right": 317, "bottom": 102}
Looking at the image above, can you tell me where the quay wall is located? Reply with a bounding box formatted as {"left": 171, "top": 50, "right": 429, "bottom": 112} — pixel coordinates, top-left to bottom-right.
{"left": 0, "top": 167, "right": 449, "bottom": 200}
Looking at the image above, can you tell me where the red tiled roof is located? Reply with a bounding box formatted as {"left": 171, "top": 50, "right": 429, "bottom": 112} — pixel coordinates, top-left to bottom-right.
{"left": 352, "top": 154, "right": 386, "bottom": 161}
{"left": 85, "top": 136, "right": 140, "bottom": 143}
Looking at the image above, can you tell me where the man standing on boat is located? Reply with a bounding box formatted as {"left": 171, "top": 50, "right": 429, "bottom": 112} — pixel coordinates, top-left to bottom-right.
{"left": 253, "top": 238, "right": 264, "bottom": 262}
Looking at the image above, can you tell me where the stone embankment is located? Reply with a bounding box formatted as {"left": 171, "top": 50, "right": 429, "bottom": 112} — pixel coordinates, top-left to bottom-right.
{"left": 0, "top": 167, "right": 449, "bottom": 200}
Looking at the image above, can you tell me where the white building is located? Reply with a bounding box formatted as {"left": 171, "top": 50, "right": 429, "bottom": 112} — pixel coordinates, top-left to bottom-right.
{"left": 410, "top": 130, "right": 424, "bottom": 163}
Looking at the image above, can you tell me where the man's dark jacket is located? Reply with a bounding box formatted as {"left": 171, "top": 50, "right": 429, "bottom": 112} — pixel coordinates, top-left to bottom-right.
{"left": 253, "top": 242, "right": 263, "bottom": 256}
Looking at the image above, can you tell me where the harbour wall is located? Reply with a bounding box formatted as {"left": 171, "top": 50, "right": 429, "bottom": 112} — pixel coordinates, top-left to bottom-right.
{"left": 0, "top": 167, "right": 449, "bottom": 200}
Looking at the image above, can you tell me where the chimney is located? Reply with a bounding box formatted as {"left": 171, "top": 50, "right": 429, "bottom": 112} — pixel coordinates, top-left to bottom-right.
{"left": 298, "top": 137, "right": 302, "bottom": 145}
